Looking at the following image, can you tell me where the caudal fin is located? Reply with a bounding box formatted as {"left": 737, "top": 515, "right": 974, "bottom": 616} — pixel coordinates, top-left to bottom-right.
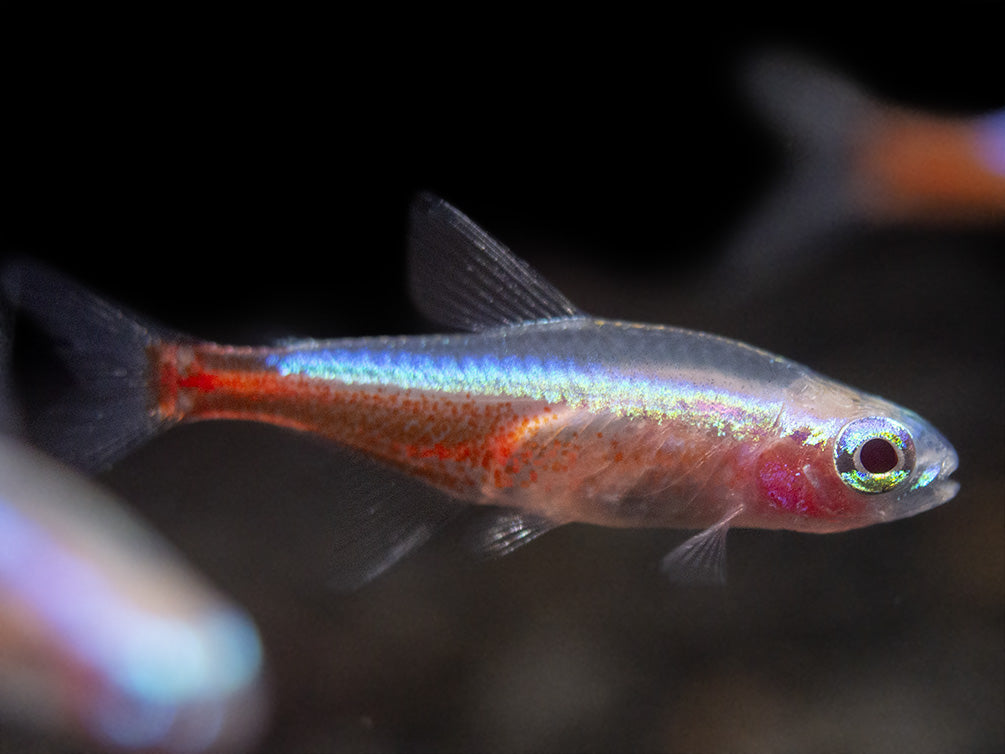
{"left": 715, "top": 52, "right": 874, "bottom": 298}
{"left": 1, "top": 261, "right": 178, "bottom": 471}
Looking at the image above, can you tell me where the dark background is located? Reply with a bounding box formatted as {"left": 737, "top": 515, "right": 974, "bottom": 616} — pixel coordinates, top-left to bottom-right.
{"left": 3, "top": 9, "right": 1002, "bottom": 753}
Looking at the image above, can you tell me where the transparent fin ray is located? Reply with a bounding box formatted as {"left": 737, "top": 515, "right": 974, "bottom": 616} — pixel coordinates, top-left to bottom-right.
{"left": 408, "top": 192, "right": 583, "bottom": 331}
{"left": 465, "top": 508, "right": 559, "bottom": 559}
{"left": 659, "top": 506, "right": 743, "bottom": 585}
{"left": 1, "top": 261, "right": 177, "bottom": 471}
{"left": 322, "top": 447, "right": 465, "bottom": 590}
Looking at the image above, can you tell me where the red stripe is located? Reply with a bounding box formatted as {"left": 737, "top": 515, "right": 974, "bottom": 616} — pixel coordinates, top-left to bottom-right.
{"left": 178, "top": 373, "right": 220, "bottom": 391}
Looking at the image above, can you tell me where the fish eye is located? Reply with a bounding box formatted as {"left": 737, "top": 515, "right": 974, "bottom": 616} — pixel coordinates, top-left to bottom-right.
{"left": 834, "top": 417, "right": 915, "bottom": 494}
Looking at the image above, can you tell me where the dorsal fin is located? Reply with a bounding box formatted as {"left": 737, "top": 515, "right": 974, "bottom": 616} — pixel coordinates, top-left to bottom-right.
{"left": 408, "top": 193, "right": 583, "bottom": 331}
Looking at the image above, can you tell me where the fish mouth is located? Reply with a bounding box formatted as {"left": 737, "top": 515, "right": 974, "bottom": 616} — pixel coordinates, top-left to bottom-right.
{"left": 915, "top": 476, "right": 959, "bottom": 513}
{"left": 898, "top": 442, "right": 959, "bottom": 517}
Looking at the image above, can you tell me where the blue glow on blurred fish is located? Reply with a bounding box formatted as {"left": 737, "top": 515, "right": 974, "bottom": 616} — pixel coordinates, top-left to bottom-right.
{"left": 977, "top": 109, "right": 1005, "bottom": 177}
{"left": 0, "top": 436, "right": 267, "bottom": 752}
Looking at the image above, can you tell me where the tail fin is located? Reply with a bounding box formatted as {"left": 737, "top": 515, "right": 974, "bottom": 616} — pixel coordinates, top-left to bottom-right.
{"left": 715, "top": 52, "right": 874, "bottom": 298}
{"left": 1, "top": 261, "right": 177, "bottom": 471}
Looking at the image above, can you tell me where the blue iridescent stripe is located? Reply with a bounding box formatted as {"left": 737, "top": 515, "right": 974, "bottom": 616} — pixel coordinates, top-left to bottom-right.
{"left": 264, "top": 347, "right": 821, "bottom": 442}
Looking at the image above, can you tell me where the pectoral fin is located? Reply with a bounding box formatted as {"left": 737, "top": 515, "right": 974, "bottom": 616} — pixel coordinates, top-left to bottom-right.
{"left": 659, "top": 507, "right": 743, "bottom": 585}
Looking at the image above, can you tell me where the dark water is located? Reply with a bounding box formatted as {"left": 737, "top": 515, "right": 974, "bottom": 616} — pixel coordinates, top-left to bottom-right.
{"left": 3, "top": 12, "right": 1002, "bottom": 753}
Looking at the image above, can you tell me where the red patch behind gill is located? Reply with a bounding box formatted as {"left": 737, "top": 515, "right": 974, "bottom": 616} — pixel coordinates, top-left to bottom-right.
{"left": 758, "top": 460, "right": 821, "bottom": 516}
{"left": 755, "top": 438, "right": 859, "bottom": 526}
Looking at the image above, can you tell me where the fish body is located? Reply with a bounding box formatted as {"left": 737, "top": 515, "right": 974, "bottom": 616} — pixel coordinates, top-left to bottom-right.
{"left": 2, "top": 194, "right": 959, "bottom": 584}
{"left": 155, "top": 318, "right": 949, "bottom": 536}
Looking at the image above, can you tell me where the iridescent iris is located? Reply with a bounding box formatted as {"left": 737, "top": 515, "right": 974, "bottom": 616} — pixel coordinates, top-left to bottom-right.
{"left": 834, "top": 416, "right": 914, "bottom": 493}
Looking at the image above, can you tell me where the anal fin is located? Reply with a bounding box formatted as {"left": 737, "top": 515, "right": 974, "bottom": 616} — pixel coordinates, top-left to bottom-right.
{"left": 327, "top": 489, "right": 460, "bottom": 591}
{"left": 465, "top": 508, "right": 559, "bottom": 559}
{"left": 305, "top": 444, "right": 465, "bottom": 591}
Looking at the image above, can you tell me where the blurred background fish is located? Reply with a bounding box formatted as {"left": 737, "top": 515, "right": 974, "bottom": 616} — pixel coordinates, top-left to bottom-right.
{"left": 1, "top": 235, "right": 268, "bottom": 753}
{"left": 717, "top": 51, "right": 1005, "bottom": 298}
{"left": 2, "top": 8, "right": 1002, "bottom": 753}
{"left": 0, "top": 436, "right": 269, "bottom": 753}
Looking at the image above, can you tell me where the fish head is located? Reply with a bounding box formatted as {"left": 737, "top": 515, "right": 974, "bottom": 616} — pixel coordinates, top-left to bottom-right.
{"left": 752, "top": 380, "right": 959, "bottom": 534}
{"left": 827, "top": 407, "right": 959, "bottom": 525}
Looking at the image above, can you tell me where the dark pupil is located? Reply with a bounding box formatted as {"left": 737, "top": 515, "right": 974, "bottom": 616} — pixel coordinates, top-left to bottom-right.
{"left": 860, "top": 438, "right": 899, "bottom": 473}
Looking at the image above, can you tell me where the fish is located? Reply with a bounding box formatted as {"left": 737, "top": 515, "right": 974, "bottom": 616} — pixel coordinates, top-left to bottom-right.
{"left": 0, "top": 257, "right": 268, "bottom": 752}
{"left": 1, "top": 193, "right": 960, "bottom": 588}
{"left": 0, "top": 436, "right": 268, "bottom": 752}
{"left": 719, "top": 51, "right": 1005, "bottom": 295}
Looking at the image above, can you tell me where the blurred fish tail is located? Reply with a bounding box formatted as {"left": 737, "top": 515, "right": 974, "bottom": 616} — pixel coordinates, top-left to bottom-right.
{"left": 719, "top": 52, "right": 872, "bottom": 293}
{"left": 743, "top": 51, "right": 868, "bottom": 159}
{"left": 1, "top": 261, "right": 176, "bottom": 471}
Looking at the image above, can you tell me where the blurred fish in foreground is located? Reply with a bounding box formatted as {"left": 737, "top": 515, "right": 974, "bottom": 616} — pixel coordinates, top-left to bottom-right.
{"left": 0, "top": 289, "right": 267, "bottom": 750}
{"left": 1, "top": 194, "right": 959, "bottom": 590}
{"left": 720, "top": 51, "right": 1005, "bottom": 293}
